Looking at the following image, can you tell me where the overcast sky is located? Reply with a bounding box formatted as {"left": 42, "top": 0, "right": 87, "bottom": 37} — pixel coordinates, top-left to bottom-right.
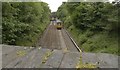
{"left": 41, "top": 0, "right": 67, "bottom": 12}
{"left": 41, "top": 0, "right": 114, "bottom": 12}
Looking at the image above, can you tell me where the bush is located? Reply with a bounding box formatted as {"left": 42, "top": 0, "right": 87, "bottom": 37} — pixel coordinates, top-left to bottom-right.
{"left": 57, "top": 2, "right": 119, "bottom": 55}
{"left": 85, "top": 30, "right": 94, "bottom": 37}
{"left": 2, "top": 2, "right": 50, "bottom": 46}
{"left": 79, "top": 35, "right": 88, "bottom": 45}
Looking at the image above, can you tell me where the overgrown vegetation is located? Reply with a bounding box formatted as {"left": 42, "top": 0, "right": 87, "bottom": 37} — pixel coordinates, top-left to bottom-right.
{"left": 57, "top": 1, "right": 119, "bottom": 55}
{"left": 2, "top": 2, "right": 51, "bottom": 46}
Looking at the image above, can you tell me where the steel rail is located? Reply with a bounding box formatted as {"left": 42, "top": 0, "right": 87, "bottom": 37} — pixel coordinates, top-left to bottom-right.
{"left": 64, "top": 29, "right": 82, "bottom": 52}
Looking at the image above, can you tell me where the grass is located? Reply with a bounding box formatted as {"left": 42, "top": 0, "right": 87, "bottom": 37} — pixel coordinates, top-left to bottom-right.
{"left": 41, "top": 51, "right": 53, "bottom": 64}
{"left": 76, "top": 53, "right": 97, "bottom": 69}
{"left": 68, "top": 25, "right": 119, "bottom": 55}
{"left": 17, "top": 50, "right": 26, "bottom": 57}
{"left": 76, "top": 63, "right": 97, "bottom": 69}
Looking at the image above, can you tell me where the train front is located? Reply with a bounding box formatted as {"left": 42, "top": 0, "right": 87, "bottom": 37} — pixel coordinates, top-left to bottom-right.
{"left": 56, "top": 20, "right": 62, "bottom": 30}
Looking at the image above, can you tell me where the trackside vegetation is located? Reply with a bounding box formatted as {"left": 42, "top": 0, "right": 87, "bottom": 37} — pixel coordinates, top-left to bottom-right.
{"left": 57, "top": 2, "right": 119, "bottom": 55}
{"left": 2, "top": 2, "right": 51, "bottom": 46}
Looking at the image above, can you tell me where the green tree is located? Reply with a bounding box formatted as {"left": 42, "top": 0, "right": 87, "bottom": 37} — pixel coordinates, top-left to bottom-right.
{"left": 2, "top": 2, "right": 51, "bottom": 46}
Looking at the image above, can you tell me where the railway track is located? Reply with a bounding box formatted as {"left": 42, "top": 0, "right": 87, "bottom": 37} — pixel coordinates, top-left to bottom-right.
{"left": 37, "top": 22, "right": 80, "bottom": 52}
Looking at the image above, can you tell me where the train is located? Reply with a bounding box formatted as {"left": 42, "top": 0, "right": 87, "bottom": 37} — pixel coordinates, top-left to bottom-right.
{"left": 56, "top": 20, "right": 62, "bottom": 30}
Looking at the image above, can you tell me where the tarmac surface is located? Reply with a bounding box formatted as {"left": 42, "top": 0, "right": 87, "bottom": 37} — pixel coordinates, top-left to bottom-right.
{"left": 2, "top": 45, "right": 119, "bottom": 68}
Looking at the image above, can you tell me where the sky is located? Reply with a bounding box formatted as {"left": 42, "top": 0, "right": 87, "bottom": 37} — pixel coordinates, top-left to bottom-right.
{"left": 41, "top": 0, "right": 114, "bottom": 12}
{"left": 41, "top": 0, "right": 67, "bottom": 12}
